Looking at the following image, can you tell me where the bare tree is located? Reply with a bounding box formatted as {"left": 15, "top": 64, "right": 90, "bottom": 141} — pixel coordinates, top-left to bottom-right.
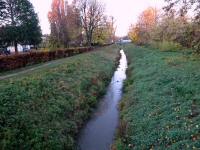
{"left": 77, "top": 0, "right": 104, "bottom": 46}
{"left": 164, "top": 0, "right": 200, "bottom": 21}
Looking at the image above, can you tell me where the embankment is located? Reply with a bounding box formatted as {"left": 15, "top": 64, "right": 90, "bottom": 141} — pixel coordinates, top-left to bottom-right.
{"left": 0, "top": 45, "right": 118, "bottom": 149}
{"left": 115, "top": 44, "right": 200, "bottom": 149}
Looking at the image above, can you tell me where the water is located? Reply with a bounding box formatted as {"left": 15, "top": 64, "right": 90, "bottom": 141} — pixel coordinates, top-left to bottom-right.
{"left": 77, "top": 50, "right": 128, "bottom": 150}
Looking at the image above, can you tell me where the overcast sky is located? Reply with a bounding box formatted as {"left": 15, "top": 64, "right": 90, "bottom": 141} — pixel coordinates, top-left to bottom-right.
{"left": 30, "top": 0, "right": 166, "bottom": 36}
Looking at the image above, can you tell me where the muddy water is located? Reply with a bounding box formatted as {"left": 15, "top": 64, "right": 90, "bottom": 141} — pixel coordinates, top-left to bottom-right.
{"left": 77, "top": 50, "right": 128, "bottom": 150}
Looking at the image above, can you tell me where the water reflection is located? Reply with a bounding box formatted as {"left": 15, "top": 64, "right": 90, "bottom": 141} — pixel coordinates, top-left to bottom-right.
{"left": 77, "top": 50, "right": 128, "bottom": 150}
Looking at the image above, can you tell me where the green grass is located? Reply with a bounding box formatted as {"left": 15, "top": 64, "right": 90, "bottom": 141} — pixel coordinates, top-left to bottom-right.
{"left": 115, "top": 44, "right": 200, "bottom": 150}
{"left": 0, "top": 57, "right": 73, "bottom": 78}
{"left": 149, "top": 41, "right": 183, "bottom": 52}
{"left": 0, "top": 45, "right": 118, "bottom": 150}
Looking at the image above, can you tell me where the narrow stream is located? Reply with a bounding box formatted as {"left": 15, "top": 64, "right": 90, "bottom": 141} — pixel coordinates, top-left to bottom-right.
{"left": 77, "top": 50, "right": 128, "bottom": 150}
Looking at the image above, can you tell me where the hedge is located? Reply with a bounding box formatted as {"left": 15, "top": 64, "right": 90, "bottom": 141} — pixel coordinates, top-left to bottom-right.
{"left": 0, "top": 47, "right": 93, "bottom": 72}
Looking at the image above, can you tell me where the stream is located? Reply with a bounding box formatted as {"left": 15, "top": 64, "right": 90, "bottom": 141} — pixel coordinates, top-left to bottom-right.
{"left": 77, "top": 49, "right": 128, "bottom": 150}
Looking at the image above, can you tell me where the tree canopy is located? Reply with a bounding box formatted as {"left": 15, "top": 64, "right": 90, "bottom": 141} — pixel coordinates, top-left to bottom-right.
{"left": 164, "top": 0, "right": 200, "bottom": 22}
{"left": 48, "top": 0, "right": 82, "bottom": 48}
{"left": 0, "top": 0, "right": 42, "bottom": 52}
{"left": 129, "top": 7, "right": 158, "bottom": 45}
{"left": 77, "top": 0, "right": 105, "bottom": 46}
{"left": 48, "top": 0, "right": 115, "bottom": 47}
{"left": 129, "top": 3, "right": 199, "bottom": 52}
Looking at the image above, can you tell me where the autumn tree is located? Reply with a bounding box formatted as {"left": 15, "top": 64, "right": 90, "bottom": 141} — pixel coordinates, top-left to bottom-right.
{"left": 93, "top": 16, "right": 116, "bottom": 45}
{"left": 48, "top": 0, "right": 82, "bottom": 48}
{"left": 129, "top": 7, "right": 158, "bottom": 45}
{"left": 48, "top": 0, "right": 68, "bottom": 47}
{"left": 164, "top": 0, "right": 200, "bottom": 52}
{"left": 0, "top": 0, "right": 42, "bottom": 52}
{"left": 128, "top": 25, "right": 139, "bottom": 43}
{"left": 154, "top": 15, "right": 191, "bottom": 46}
{"left": 66, "top": 1, "right": 82, "bottom": 46}
{"left": 77, "top": 0, "right": 105, "bottom": 46}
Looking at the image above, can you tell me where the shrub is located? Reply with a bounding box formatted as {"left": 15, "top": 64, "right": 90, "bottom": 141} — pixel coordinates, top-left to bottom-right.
{"left": 150, "top": 41, "right": 183, "bottom": 51}
{"left": 0, "top": 47, "right": 93, "bottom": 72}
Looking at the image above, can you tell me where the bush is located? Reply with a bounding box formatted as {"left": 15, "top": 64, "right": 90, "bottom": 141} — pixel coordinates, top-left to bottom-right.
{"left": 150, "top": 41, "right": 183, "bottom": 51}
{"left": 0, "top": 47, "right": 93, "bottom": 72}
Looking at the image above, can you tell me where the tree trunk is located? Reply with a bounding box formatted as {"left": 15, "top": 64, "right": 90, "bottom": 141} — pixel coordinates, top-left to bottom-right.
{"left": 86, "top": 34, "right": 91, "bottom": 46}
{"left": 87, "top": 39, "right": 91, "bottom": 46}
{"left": 14, "top": 42, "right": 18, "bottom": 53}
{"left": 86, "top": 32, "right": 93, "bottom": 47}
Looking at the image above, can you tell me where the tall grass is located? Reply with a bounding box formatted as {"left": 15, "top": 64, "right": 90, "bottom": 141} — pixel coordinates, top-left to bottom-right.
{"left": 150, "top": 41, "right": 183, "bottom": 51}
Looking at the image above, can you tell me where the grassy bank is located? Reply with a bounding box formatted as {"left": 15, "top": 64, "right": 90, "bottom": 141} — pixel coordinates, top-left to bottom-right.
{"left": 115, "top": 44, "right": 200, "bottom": 149}
{"left": 0, "top": 45, "right": 118, "bottom": 149}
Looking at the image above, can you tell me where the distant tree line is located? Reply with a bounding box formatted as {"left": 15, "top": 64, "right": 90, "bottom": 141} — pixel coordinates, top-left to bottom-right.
{"left": 0, "top": 0, "right": 42, "bottom": 53}
{"left": 128, "top": 0, "right": 200, "bottom": 52}
{"left": 48, "top": 0, "right": 116, "bottom": 48}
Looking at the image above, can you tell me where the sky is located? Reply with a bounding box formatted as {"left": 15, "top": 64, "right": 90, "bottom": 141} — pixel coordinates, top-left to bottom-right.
{"left": 30, "top": 0, "right": 166, "bottom": 36}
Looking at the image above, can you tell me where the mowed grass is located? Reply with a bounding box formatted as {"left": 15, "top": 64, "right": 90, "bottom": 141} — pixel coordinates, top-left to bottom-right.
{"left": 115, "top": 44, "right": 200, "bottom": 149}
{"left": 0, "top": 45, "right": 118, "bottom": 150}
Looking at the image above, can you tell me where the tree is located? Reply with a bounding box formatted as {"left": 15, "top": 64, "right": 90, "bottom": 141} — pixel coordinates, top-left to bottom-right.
{"left": 93, "top": 16, "right": 116, "bottom": 45}
{"left": 164, "top": 0, "right": 200, "bottom": 21}
{"left": 164, "top": 0, "right": 200, "bottom": 52}
{"left": 48, "top": 0, "right": 82, "bottom": 48}
{"left": 48, "top": 0, "right": 68, "bottom": 48}
{"left": 66, "top": 1, "right": 82, "bottom": 46}
{"left": 77, "top": 0, "right": 105, "bottom": 46}
{"left": 128, "top": 7, "right": 158, "bottom": 45}
{"left": 157, "top": 16, "right": 191, "bottom": 46}
{"left": 0, "top": 0, "right": 42, "bottom": 52}
{"left": 128, "top": 25, "right": 140, "bottom": 43}
{"left": 106, "top": 16, "right": 116, "bottom": 43}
